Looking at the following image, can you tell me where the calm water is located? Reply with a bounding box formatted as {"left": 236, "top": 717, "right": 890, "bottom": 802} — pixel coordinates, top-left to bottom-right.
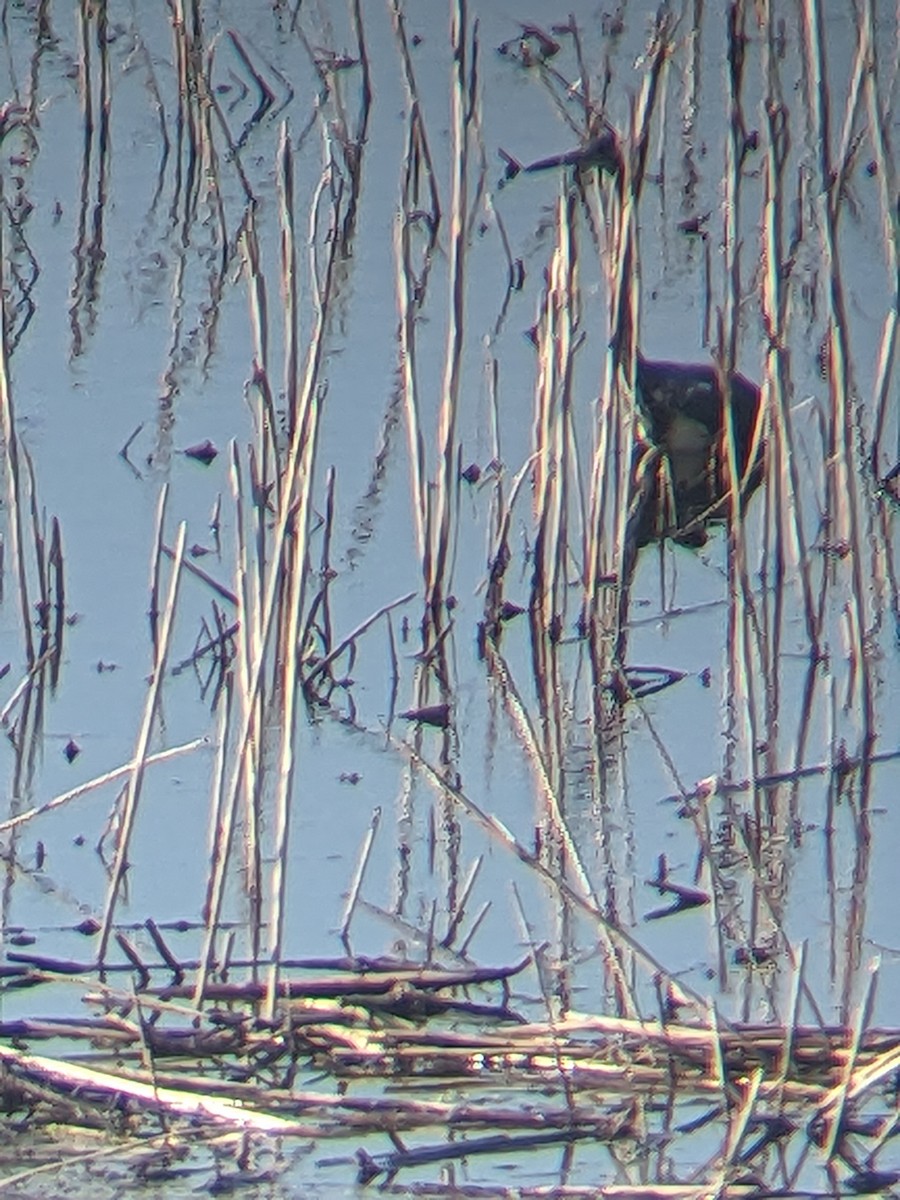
{"left": 0, "top": 1, "right": 898, "bottom": 1193}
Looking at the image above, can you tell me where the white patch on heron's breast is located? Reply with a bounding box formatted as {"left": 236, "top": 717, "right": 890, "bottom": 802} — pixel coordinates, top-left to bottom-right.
{"left": 663, "top": 413, "right": 712, "bottom": 455}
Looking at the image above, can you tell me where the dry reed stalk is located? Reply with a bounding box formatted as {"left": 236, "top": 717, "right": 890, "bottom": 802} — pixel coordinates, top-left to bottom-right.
{"left": 585, "top": 147, "right": 635, "bottom": 630}
{"left": 302, "top": 591, "right": 416, "bottom": 692}
{"left": 394, "top": 170, "right": 428, "bottom": 566}
{"left": 276, "top": 122, "right": 298, "bottom": 451}
{"left": 339, "top": 806, "right": 382, "bottom": 950}
{"left": 819, "top": 960, "right": 878, "bottom": 1161}
{"left": 97, "top": 522, "right": 189, "bottom": 965}
{"left": 482, "top": 640, "right": 603, "bottom": 916}
{"left": 759, "top": 16, "right": 820, "bottom": 656}
{"left": 300, "top": 465, "right": 337, "bottom": 667}
{"left": 389, "top": 0, "right": 442, "bottom": 226}
{"left": 441, "top": 851, "right": 482, "bottom": 950}
{"left": 857, "top": 0, "right": 897, "bottom": 281}
{"left": 801, "top": 0, "right": 874, "bottom": 754}
{"left": 583, "top": 17, "right": 669, "bottom": 667}
{"left": 202, "top": 673, "right": 233, "bottom": 928}
{"left": 0, "top": 216, "right": 35, "bottom": 666}
{"left": 159, "top": 543, "right": 237, "bottom": 606}
{"left": 531, "top": 188, "right": 580, "bottom": 640}
{"left": 390, "top": 0, "right": 442, "bottom": 568}
{"left": 196, "top": 150, "right": 343, "bottom": 1009}
{"left": 719, "top": 1, "right": 763, "bottom": 830}
{"left": 259, "top": 120, "right": 320, "bottom": 1017}
{"left": 0, "top": 736, "right": 208, "bottom": 836}
{"left": 47, "top": 516, "right": 64, "bottom": 690}
{"left": 870, "top": 308, "right": 898, "bottom": 479}
{"left": 0, "top": 646, "right": 53, "bottom": 729}
{"left": 241, "top": 218, "right": 280, "bottom": 564}
{"left": 147, "top": 483, "right": 169, "bottom": 660}
{"left": 403, "top": 741, "right": 711, "bottom": 1017}
{"left": 482, "top": 455, "right": 536, "bottom": 641}
{"left": 0, "top": 1041, "right": 306, "bottom": 1133}
{"left": 425, "top": 0, "right": 479, "bottom": 624}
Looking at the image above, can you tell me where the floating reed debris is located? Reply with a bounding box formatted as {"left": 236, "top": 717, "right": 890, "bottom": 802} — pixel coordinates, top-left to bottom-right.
{"left": 2, "top": 955, "right": 900, "bottom": 1191}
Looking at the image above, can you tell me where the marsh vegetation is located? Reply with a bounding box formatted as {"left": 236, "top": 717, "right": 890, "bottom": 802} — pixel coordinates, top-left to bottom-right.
{"left": 0, "top": 1, "right": 898, "bottom": 1194}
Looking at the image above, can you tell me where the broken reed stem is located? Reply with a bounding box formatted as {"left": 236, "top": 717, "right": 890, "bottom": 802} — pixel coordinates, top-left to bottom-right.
{"left": 389, "top": 0, "right": 442, "bottom": 225}
{"left": 302, "top": 591, "right": 416, "bottom": 690}
{"left": 97, "top": 521, "right": 189, "bottom": 966}
{"left": 340, "top": 805, "right": 382, "bottom": 949}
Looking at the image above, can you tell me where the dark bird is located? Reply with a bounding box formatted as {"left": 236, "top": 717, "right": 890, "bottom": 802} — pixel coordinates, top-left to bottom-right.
{"left": 630, "top": 353, "right": 764, "bottom": 546}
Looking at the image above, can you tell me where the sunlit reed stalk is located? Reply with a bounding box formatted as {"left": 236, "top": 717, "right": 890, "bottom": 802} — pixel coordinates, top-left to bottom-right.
{"left": 242, "top": 214, "right": 280, "bottom": 536}
{"left": 857, "top": 0, "right": 898, "bottom": 291}
{"left": 870, "top": 311, "right": 898, "bottom": 479}
{"left": 47, "top": 516, "right": 64, "bottom": 690}
{"left": 404, "top": 740, "right": 732, "bottom": 1017}
{"left": 0, "top": 218, "right": 35, "bottom": 666}
{"left": 97, "top": 521, "right": 188, "bottom": 967}
{"left": 585, "top": 22, "right": 669, "bottom": 672}
{"left": 0, "top": 734, "right": 207, "bottom": 831}
{"left": 201, "top": 676, "right": 233, "bottom": 933}
{"left": 265, "top": 129, "right": 338, "bottom": 1008}
{"left": 531, "top": 189, "right": 580, "bottom": 641}
{"left": 340, "top": 806, "right": 382, "bottom": 950}
{"left": 759, "top": 11, "right": 819, "bottom": 662}
{"left": 196, "top": 145, "right": 342, "bottom": 1011}
{"left": 426, "top": 0, "right": 478, "bottom": 624}
{"left": 821, "top": 961, "right": 878, "bottom": 1160}
{"left": 483, "top": 639, "right": 638, "bottom": 1018}
{"left": 391, "top": 0, "right": 441, "bottom": 569}
{"left": 147, "top": 484, "right": 170, "bottom": 670}
{"left": 801, "top": 0, "right": 874, "bottom": 755}
{"left": 721, "top": 0, "right": 761, "bottom": 801}
{"left": 511, "top": 883, "right": 579, "bottom": 1118}
{"left": 0, "top": 647, "right": 53, "bottom": 730}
